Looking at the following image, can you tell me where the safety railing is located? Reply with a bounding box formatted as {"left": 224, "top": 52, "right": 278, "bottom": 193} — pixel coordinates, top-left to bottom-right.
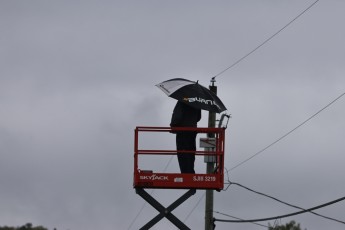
{"left": 133, "top": 126, "right": 225, "bottom": 190}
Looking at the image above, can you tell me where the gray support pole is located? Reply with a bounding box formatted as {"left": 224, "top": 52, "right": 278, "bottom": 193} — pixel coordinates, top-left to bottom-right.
{"left": 205, "top": 81, "right": 217, "bottom": 230}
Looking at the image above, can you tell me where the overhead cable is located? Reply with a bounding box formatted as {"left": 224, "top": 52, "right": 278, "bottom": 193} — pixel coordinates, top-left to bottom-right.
{"left": 212, "top": 0, "right": 320, "bottom": 80}
{"left": 183, "top": 192, "right": 205, "bottom": 223}
{"left": 214, "top": 195, "right": 345, "bottom": 223}
{"left": 127, "top": 156, "right": 174, "bottom": 229}
{"left": 228, "top": 181, "right": 345, "bottom": 225}
{"left": 229, "top": 91, "right": 345, "bottom": 172}
{"left": 214, "top": 211, "right": 268, "bottom": 228}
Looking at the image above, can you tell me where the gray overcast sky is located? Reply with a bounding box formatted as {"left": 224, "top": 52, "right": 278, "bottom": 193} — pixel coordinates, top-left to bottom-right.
{"left": 1, "top": 1, "right": 345, "bottom": 230}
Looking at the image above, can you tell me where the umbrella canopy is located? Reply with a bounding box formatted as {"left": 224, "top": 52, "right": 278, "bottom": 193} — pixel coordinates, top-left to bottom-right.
{"left": 156, "top": 78, "right": 227, "bottom": 113}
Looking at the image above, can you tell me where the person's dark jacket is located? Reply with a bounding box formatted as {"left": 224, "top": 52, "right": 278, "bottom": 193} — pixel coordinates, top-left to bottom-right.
{"left": 170, "top": 101, "right": 201, "bottom": 128}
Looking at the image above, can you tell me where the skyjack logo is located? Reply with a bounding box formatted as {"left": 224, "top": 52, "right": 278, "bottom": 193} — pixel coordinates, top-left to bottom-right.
{"left": 140, "top": 174, "right": 169, "bottom": 181}
{"left": 183, "top": 97, "right": 220, "bottom": 109}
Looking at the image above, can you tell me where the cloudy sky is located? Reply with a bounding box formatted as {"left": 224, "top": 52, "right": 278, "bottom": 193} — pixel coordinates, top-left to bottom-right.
{"left": 1, "top": 1, "right": 344, "bottom": 230}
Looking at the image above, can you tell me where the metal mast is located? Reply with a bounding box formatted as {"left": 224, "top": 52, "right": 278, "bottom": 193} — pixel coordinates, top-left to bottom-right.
{"left": 205, "top": 77, "right": 217, "bottom": 230}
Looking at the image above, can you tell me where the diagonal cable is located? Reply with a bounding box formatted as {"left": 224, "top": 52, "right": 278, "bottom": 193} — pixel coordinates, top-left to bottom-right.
{"left": 127, "top": 156, "right": 174, "bottom": 230}
{"left": 214, "top": 211, "right": 268, "bottom": 228}
{"left": 230, "top": 181, "right": 345, "bottom": 225}
{"left": 213, "top": 0, "right": 320, "bottom": 79}
{"left": 229, "top": 91, "right": 345, "bottom": 171}
{"left": 215, "top": 195, "right": 345, "bottom": 223}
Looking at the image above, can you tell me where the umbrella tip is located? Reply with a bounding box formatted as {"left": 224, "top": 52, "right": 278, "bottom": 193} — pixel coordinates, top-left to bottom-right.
{"left": 196, "top": 80, "right": 199, "bottom": 84}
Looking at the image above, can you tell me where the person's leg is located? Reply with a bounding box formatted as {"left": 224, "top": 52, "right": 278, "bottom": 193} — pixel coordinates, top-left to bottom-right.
{"left": 184, "top": 132, "right": 196, "bottom": 173}
{"left": 176, "top": 133, "right": 187, "bottom": 173}
{"left": 176, "top": 132, "right": 196, "bottom": 174}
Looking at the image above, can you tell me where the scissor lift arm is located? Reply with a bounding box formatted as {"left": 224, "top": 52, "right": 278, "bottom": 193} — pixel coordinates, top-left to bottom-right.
{"left": 133, "top": 126, "right": 226, "bottom": 229}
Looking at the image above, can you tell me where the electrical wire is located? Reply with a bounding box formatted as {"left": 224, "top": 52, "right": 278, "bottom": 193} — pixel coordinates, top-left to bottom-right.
{"left": 212, "top": 0, "right": 320, "bottom": 80}
{"left": 183, "top": 192, "right": 205, "bottom": 223}
{"left": 214, "top": 211, "right": 268, "bottom": 228}
{"left": 214, "top": 195, "right": 345, "bottom": 223}
{"left": 127, "top": 156, "right": 174, "bottom": 230}
{"left": 126, "top": 200, "right": 149, "bottom": 230}
{"left": 227, "top": 181, "right": 345, "bottom": 225}
{"left": 229, "top": 91, "right": 345, "bottom": 172}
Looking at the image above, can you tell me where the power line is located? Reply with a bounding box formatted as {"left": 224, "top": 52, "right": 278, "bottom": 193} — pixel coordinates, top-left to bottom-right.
{"left": 127, "top": 156, "right": 174, "bottom": 230}
{"left": 214, "top": 195, "right": 345, "bottom": 223}
{"left": 126, "top": 199, "right": 149, "bottom": 230}
{"left": 228, "top": 181, "right": 345, "bottom": 225}
{"left": 212, "top": 0, "right": 320, "bottom": 80}
{"left": 214, "top": 211, "right": 268, "bottom": 228}
{"left": 229, "top": 91, "right": 345, "bottom": 172}
{"left": 183, "top": 192, "right": 205, "bottom": 223}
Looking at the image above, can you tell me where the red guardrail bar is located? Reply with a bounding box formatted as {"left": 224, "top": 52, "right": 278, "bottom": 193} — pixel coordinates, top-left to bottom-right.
{"left": 134, "top": 126, "right": 225, "bottom": 190}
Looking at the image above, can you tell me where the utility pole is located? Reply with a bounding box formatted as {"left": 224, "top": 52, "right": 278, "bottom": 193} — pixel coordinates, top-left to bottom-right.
{"left": 205, "top": 78, "right": 217, "bottom": 230}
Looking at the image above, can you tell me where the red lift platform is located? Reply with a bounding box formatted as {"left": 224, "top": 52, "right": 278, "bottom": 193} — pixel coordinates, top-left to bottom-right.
{"left": 134, "top": 126, "right": 225, "bottom": 190}
{"left": 133, "top": 126, "right": 226, "bottom": 230}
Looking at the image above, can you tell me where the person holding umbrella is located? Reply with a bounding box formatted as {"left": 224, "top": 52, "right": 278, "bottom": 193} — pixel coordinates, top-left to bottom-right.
{"left": 156, "top": 78, "right": 227, "bottom": 174}
{"left": 170, "top": 101, "right": 201, "bottom": 173}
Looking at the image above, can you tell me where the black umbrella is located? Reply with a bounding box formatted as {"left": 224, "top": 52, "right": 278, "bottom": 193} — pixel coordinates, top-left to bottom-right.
{"left": 156, "top": 78, "right": 227, "bottom": 113}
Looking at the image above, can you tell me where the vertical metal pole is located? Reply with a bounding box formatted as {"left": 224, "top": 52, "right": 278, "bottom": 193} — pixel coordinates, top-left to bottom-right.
{"left": 205, "top": 80, "right": 217, "bottom": 230}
